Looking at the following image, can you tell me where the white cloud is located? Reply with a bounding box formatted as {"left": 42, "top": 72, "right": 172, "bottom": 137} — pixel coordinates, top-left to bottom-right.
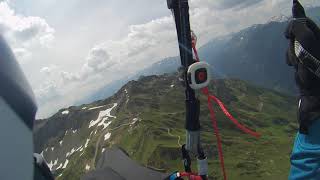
{"left": 0, "top": 1, "right": 54, "bottom": 59}
{"left": 212, "top": 0, "right": 264, "bottom": 9}
{"left": 87, "top": 46, "right": 110, "bottom": 68}
{"left": 60, "top": 71, "right": 80, "bottom": 83}
{"left": 39, "top": 45, "right": 117, "bottom": 86}
{"left": 33, "top": 0, "right": 320, "bottom": 118}
{"left": 83, "top": 45, "right": 116, "bottom": 73}
{"left": 125, "top": 17, "right": 174, "bottom": 56}
{"left": 35, "top": 82, "right": 60, "bottom": 104}
{"left": 13, "top": 47, "right": 32, "bottom": 60}
{"left": 40, "top": 65, "right": 57, "bottom": 75}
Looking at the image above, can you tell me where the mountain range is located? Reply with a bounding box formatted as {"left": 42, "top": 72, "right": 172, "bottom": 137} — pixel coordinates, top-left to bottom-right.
{"left": 33, "top": 7, "right": 320, "bottom": 180}
{"left": 34, "top": 73, "right": 298, "bottom": 180}
{"left": 80, "top": 7, "right": 320, "bottom": 105}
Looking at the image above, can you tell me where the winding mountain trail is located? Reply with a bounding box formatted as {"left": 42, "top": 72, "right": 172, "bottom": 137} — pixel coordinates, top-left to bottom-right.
{"left": 158, "top": 127, "right": 182, "bottom": 147}
{"left": 91, "top": 128, "right": 106, "bottom": 169}
{"left": 167, "top": 128, "right": 182, "bottom": 147}
{"left": 91, "top": 117, "right": 142, "bottom": 169}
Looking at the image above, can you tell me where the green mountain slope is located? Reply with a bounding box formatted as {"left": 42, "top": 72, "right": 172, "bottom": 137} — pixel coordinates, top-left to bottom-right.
{"left": 34, "top": 74, "right": 298, "bottom": 180}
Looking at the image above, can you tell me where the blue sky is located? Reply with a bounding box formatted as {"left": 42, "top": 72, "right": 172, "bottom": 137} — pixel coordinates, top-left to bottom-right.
{"left": 1, "top": 0, "right": 319, "bottom": 118}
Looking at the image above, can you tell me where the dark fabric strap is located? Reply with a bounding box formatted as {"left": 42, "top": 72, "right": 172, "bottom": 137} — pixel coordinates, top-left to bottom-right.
{"left": 295, "top": 40, "right": 320, "bottom": 78}
{"left": 298, "top": 95, "right": 320, "bottom": 134}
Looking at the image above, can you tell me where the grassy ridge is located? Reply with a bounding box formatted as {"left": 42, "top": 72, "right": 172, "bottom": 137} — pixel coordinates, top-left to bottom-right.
{"left": 56, "top": 74, "right": 298, "bottom": 180}
{"left": 106, "top": 75, "right": 298, "bottom": 179}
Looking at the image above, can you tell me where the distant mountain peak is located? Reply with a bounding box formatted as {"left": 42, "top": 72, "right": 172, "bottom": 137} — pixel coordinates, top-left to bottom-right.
{"left": 269, "top": 14, "right": 290, "bottom": 23}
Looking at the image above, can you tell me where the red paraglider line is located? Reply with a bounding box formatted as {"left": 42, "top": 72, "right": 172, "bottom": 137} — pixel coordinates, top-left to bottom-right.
{"left": 191, "top": 34, "right": 261, "bottom": 180}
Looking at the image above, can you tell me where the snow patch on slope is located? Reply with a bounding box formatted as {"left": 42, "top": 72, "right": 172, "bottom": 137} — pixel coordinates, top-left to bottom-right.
{"left": 88, "top": 103, "right": 117, "bottom": 128}
{"left": 47, "top": 160, "right": 53, "bottom": 170}
{"left": 53, "top": 159, "right": 58, "bottom": 167}
{"left": 65, "top": 144, "right": 84, "bottom": 158}
{"left": 132, "top": 118, "right": 138, "bottom": 125}
{"left": 62, "top": 159, "right": 69, "bottom": 169}
{"left": 130, "top": 118, "right": 141, "bottom": 128}
{"left": 99, "top": 120, "right": 112, "bottom": 130}
{"left": 66, "top": 148, "right": 76, "bottom": 157}
{"left": 125, "top": 89, "right": 130, "bottom": 104}
{"left": 89, "top": 105, "right": 106, "bottom": 110}
{"left": 85, "top": 139, "right": 90, "bottom": 148}
{"left": 76, "top": 145, "right": 83, "bottom": 152}
{"left": 269, "top": 14, "right": 288, "bottom": 23}
{"left": 56, "top": 163, "right": 63, "bottom": 170}
{"left": 104, "top": 133, "right": 111, "bottom": 141}
{"left": 85, "top": 164, "right": 90, "bottom": 171}
{"left": 62, "top": 110, "right": 69, "bottom": 115}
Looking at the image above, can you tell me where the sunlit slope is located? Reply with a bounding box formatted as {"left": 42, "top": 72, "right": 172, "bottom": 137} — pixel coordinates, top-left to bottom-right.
{"left": 34, "top": 74, "right": 297, "bottom": 180}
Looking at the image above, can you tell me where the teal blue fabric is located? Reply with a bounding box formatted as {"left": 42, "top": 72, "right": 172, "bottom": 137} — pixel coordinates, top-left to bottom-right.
{"left": 289, "top": 119, "right": 320, "bottom": 180}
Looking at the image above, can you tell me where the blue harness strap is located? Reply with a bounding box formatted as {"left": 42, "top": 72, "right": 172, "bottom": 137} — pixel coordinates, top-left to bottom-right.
{"left": 289, "top": 119, "right": 320, "bottom": 180}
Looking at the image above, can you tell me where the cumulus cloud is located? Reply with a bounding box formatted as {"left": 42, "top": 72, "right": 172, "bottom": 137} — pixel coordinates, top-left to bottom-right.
{"left": 84, "top": 45, "right": 115, "bottom": 71}
{"left": 0, "top": 2, "right": 55, "bottom": 44}
{"left": 38, "top": 65, "right": 62, "bottom": 97}
{"left": 0, "top": 1, "right": 54, "bottom": 61}
{"left": 45, "top": 15, "right": 176, "bottom": 97}
{"left": 35, "top": 82, "right": 60, "bottom": 105}
{"left": 189, "top": 0, "right": 264, "bottom": 10}
{"left": 64, "top": 45, "right": 117, "bottom": 82}
{"left": 40, "top": 65, "right": 58, "bottom": 76}
{"left": 60, "top": 71, "right": 80, "bottom": 83}
{"left": 34, "top": 0, "right": 320, "bottom": 118}
{"left": 37, "top": 45, "right": 116, "bottom": 90}
{"left": 101, "top": 16, "right": 177, "bottom": 71}
{"left": 100, "top": 0, "right": 291, "bottom": 69}
{"left": 13, "top": 48, "right": 32, "bottom": 60}
{"left": 214, "top": 0, "right": 264, "bottom": 9}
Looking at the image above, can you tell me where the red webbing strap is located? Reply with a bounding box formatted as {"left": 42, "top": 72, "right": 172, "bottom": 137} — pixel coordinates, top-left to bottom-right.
{"left": 208, "top": 92, "right": 261, "bottom": 138}
{"left": 180, "top": 172, "right": 203, "bottom": 180}
{"left": 204, "top": 88, "right": 227, "bottom": 180}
